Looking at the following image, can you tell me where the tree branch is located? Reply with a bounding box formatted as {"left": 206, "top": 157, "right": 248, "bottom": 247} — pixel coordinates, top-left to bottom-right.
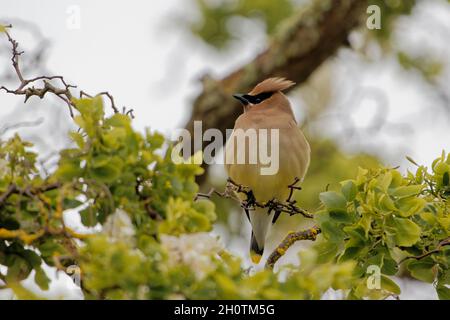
{"left": 196, "top": 177, "right": 320, "bottom": 270}
{"left": 196, "top": 177, "right": 313, "bottom": 219}
{"left": 185, "top": 0, "right": 368, "bottom": 183}
{"left": 0, "top": 182, "right": 61, "bottom": 207}
{"left": 399, "top": 237, "right": 450, "bottom": 264}
{"left": 265, "top": 225, "right": 321, "bottom": 269}
{"left": 0, "top": 25, "right": 132, "bottom": 118}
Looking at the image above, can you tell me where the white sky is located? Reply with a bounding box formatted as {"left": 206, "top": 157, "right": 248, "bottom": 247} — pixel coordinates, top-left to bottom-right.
{"left": 1, "top": 0, "right": 266, "bottom": 132}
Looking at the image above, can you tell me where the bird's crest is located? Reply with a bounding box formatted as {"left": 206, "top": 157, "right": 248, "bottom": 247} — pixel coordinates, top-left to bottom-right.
{"left": 249, "top": 77, "right": 295, "bottom": 95}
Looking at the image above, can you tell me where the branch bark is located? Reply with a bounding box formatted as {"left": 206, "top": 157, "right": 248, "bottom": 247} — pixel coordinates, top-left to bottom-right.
{"left": 265, "top": 225, "right": 321, "bottom": 269}
{"left": 0, "top": 25, "right": 133, "bottom": 118}
{"left": 0, "top": 182, "right": 61, "bottom": 206}
{"left": 185, "top": 0, "right": 368, "bottom": 182}
{"left": 399, "top": 237, "right": 450, "bottom": 264}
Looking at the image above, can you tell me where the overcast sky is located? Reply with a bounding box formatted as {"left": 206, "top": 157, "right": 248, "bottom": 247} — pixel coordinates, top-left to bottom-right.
{"left": 2, "top": 0, "right": 450, "bottom": 172}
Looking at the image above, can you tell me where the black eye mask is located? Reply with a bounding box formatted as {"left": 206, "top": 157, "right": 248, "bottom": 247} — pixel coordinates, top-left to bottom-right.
{"left": 243, "top": 91, "right": 274, "bottom": 105}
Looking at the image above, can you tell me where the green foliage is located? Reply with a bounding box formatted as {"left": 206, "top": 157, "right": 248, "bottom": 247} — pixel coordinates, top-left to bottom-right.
{"left": 368, "top": 0, "right": 416, "bottom": 40}
{"left": 0, "top": 97, "right": 215, "bottom": 295}
{"left": 79, "top": 232, "right": 355, "bottom": 299}
{"left": 313, "top": 154, "right": 450, "bottom": 299}
{"left": 1, "top": 97, "right": 449, "bottom": 300}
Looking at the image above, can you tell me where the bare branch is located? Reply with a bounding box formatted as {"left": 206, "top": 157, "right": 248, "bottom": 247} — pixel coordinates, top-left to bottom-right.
{"left": 0, "top": 182, "right": 61, "bottom": 207}
{"left": 196, "top": 177, "right": 314, "bottom": 219}
{"left": 399, "top": 237, "right": 450, "bottom": 264}
{"left": 195, "top": 176, "right": 320, "bottom": 270}
{"left": 265, "top": 225, "right": 321, "bottom": 269}
{"left": 0, "top": 26, "right": 132, "bottom": 118}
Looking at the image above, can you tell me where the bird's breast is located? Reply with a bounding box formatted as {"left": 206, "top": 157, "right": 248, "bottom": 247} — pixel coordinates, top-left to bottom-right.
{"left": 224, "top": 118, "right": 310, "bottom": 202}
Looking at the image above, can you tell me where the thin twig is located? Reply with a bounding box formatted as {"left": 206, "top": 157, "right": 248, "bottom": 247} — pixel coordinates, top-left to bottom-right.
{"left": 196, "top": 177, "right": 313, "bottom": 219}
{"left": 265, "top": 225, "right": 321, "bottom": 269}
{"left": 0, "top": 26, "right": 132, "bottom": 118}
{"left": 195, "top": 177, "right": 319, "bottom": 270}
{"left": 399, "top": 237, "right": 450, "bottom": 264}
{"left": 0, "top": 182, "right": 61, "bottom": 206}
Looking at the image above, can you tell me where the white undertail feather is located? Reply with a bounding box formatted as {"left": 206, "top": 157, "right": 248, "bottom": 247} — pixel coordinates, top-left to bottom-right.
{"left": 249, "top": 208, "right": 274, "bottom": 253}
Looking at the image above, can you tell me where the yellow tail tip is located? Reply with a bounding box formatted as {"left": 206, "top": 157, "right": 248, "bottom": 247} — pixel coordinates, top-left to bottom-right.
{"left": 250, "top": 252, "right": 262, "bottom": 264}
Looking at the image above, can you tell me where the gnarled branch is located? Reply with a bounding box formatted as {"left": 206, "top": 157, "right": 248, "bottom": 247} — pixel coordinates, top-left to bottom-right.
{"left": 196, "top": 177, "right": 313, "bottom": 219}
{"left": 0, "top": 25, "right": 132, "bottom": 118}
{"left": 185, "top": 0, "right": 368, "bottom": 183}
{"left": 265, "top": 225, "right": 321, "bottom": 269}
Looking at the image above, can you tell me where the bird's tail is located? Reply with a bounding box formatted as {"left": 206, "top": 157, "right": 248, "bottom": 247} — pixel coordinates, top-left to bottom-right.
{"left": 250, "top": 232, "right": 264, "bottom": 264}
{"left": 248, "top": 208, "right": 274, "bottom": 264}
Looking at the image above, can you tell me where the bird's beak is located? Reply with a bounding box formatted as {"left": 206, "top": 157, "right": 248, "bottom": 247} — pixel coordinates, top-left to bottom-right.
{"left": 233, "top": 94, "right": 249, "bottom": 106}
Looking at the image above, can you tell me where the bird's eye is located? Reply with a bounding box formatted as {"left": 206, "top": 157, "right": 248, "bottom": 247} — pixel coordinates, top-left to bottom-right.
{"left": 244, "top": 92, "right": 273, "bottom": 104}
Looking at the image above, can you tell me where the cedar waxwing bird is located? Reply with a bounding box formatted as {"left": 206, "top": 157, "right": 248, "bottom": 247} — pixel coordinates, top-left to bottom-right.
{"left": 224, "top": 77, "right": 310, "bottom": 264}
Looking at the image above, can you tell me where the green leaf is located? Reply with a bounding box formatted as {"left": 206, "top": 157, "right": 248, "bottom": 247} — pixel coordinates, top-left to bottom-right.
{"left": 381, "top": 275, "right": 401, "bottom": 295}
{"left": 105, "top": 113, "right": 131, "bottom": 127}
{"left": 388, "top": 217, "right": 421, "bottom": 247}
{"left": 0, "top": 25, "right": 6, "bottom": 33}
{"left": 319, "top": 191, "right": 347, "bottom": 210}
{"left": 379, "top": 172, "right": 392, "bottom": 191}
{"left": 433, "top": 161, "right": 449, "bottom": 175}
{"left": 382, "top": 257, "right": 399, "bottom": 276}
{"left": 80, "top": 207, "right": 97, "bottom": 227}
{"left": 397, "top": 197, "right": 426, "bottom": 217}
{"left": 38, "top": 240, "right": 66, "bottom": 263}
{"left": 329, "top": 210, "right": 353, "bottom": 223}
{"left": 91, "top": 154, "right": 111, "bottom": 168}
{"left": 341, "top": 180, "right": 357, "bottom": 201}
{"left": 339, "top": 246, "right": 362, "bottom": 261}
{"left": 63, "top": 198, "right": 83, "bottom": 209}
{"left": 91, "top": 96, "right": 104, "bottom": 118}
{"left": 73, "top": 98, "right": 93, "bottom": 115}
{"left": 379, "top": 194, "right": 396, "bottom": 211}
{"left": 56, "top": 162, "right": 82, "bottom": 180}
{"left": 319, "top": 220, "right": 345, "bottom": 243}
{"left": 390, "top": 185, "right": 424, "bottom": 198}
{"left": 74, "top": 97, "right": 104, "bottom": 121}
{"left": 90, "top": 158, "right": 122, "bottom": 183}
{"left": 437, "top": 285, "right": 450, "bottom": 300}
{"left": 314, "top": 241, "right": 339, "bottom": 264}
{"left": 443, "top": 171, "right": 449, "bottom": 186}
{"left": 407, "top": 259, "right": 436, "bottom": 283}
{"left": 69, "top": 132, "right": 85, "bottom": 149}
{"left": 34, "top": 267, "right": 50, "bottom": 291}
{"left": 5, "top": 255, "right": 32, "bottom": 281}
{"left": 22, "top": 250, "right": 41, "bottom": 268}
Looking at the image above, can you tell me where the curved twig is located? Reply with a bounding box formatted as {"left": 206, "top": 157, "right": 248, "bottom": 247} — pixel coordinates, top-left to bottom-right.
{"left": 265, "top": 225, "right": 321, "bottom": 269}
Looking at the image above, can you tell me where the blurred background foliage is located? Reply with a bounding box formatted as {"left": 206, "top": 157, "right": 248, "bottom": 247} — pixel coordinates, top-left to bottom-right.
{"left": 191, "top": 0, "right": 295, "bottom": 48}
{"left": 189, "top": 0, "right": 442, "bottom": 83}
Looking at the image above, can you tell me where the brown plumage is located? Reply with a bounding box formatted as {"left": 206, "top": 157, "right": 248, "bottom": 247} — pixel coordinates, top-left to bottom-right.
{"left": 224, "top": 77, "right": 310, "bottom": 264}
{"left": 248, "top": 77, "right": 296, "bottom": 95}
